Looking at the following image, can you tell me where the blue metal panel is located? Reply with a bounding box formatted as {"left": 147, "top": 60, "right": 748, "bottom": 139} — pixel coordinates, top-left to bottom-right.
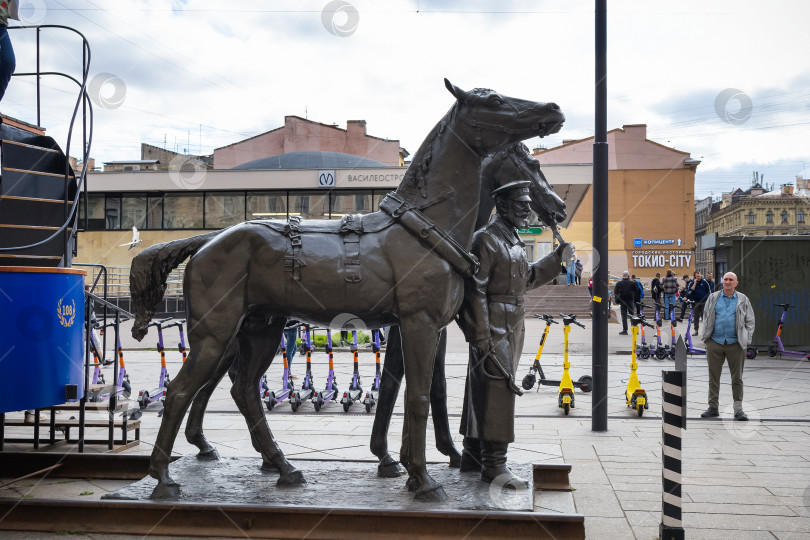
{"left": 0, "top": 268, "right": 85, "bottom": 413}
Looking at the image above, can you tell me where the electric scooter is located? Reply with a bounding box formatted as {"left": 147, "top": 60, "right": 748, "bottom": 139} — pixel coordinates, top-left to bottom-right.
{"left": 340, "top": 330, "right": 364, "bottom": 412}
{"left": 636, "top": 302, "right": 651, "bottom": 359}
{"left": 626, "top": 314, "right": 654, "bottom": 417}
{"left": 290, "top": 325, "right": 316, "bottom": 412}
{"left": 682, "top": 301, "right": 706, "bottom": 355}
{"left": 265, "top": 332, "right": 296, "bottom": 411}
{"left": 768, "top": 304, "right": 809, "bottom": 360}
{"left": 312, "top": 329, "right": 340, "bottom": 412}
{"left": 89, "top": 317, "right": 133, "bottom": 402}
{"left": 362, "top": 330, "right": 382, "bottom": 413}
{"left": 137, "top": 317, "right": 173, "bottom": 410}
{"left": 557, "top": 313, "right": 587, "bottom": 415}
{"left": 522, "top": 313, "right": 557, "bottom": 390}
{"left": 651, "top": 302, "right": 669, "bottom": 360}
{"left": 522, "top": 314, "right": 592, "bottom": 393}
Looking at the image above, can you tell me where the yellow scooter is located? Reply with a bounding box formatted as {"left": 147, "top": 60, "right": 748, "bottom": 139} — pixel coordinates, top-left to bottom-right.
{"left": 558, "top": 313, "right": 586, "bottom": 415}
{"left": 626, "top": 314, "right": 654, "bottom": 417}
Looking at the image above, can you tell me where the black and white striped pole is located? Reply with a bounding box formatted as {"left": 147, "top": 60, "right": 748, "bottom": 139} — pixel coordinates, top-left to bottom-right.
{"left": 660, "top": 336, "right": 687, "bottom": 540}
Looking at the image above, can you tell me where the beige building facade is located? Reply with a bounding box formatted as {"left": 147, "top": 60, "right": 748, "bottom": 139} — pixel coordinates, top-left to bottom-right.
{"left": 533, "top": 124, "right": 699, "bottom": 279}
{"left": 704, "top": 182, "right": 810, "bottom": 239}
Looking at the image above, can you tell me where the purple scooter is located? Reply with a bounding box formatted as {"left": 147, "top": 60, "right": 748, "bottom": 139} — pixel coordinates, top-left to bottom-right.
{"left": 683, "top": 300, "right": 759, "bottom": 360}
{"left": 768, "top": 304, "right": 809, "bottom": 361}
{"left": 362, "top": 330, "right": 382, "bottom": 413}
{"left": 264, "top": 332, "right": 296, "bottom": 411}
{"left": 312, "top": 329, "right": 339, "bottom": 412}
{"left": 137, "top": 317, "right": 173, "bottom": 410}
{"left": 340, "top": 330, "right": 364, "bottom": 412}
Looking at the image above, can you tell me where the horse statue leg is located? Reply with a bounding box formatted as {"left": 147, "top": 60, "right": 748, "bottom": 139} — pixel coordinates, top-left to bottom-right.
{"left": 429, "top": 329, "right": 462, "bottom": 467}
{"left": 229, "top": 315, "right": 304, "bottom": 486}
{"left": 371, "top": 327, "right": 461, "bottom": 477}
{"left": 184, "top": 340, "right": 239, "bottom": 461}
{"left": 398, "top": 317, "right": 448, "bottom": 502}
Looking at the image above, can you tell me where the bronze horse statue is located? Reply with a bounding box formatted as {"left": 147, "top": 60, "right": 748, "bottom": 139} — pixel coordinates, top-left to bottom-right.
{"left": 371, "top": 142, "right": 567, "bottom": 477}
{"left": 130, "top": 79, "right": 563, "bottom": 501}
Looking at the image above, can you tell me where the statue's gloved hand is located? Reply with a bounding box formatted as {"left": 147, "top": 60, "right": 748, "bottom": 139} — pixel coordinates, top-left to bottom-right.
{"left": 555, "top": 241, "right": 571, "bottom": 260}
{"left": 472, "top": 337, "right": 494, "bottom": 357}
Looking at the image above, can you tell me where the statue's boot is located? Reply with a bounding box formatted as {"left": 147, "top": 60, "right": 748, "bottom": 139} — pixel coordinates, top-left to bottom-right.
{"left": 459, "top": 436, "right": 481, "bottom": 473}
{"left": 480, "top": 441, "right": 528, "bottom": 489}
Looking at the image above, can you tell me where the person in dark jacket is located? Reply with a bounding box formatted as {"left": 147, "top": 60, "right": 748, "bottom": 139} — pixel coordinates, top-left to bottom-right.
{"left": 614, "top": 271, "right": 637, "bottom": 335}
{"left": 686, "top": 271, "right": 711, "bottom": 334}
{"left": 650, "top": 272, "right": 662, "bottom": 305}
{"left": 661, "top": 270, "right": 679, "bottom": 320}
{"left": 706, "top": 272, "right": 715, "bottom": 293}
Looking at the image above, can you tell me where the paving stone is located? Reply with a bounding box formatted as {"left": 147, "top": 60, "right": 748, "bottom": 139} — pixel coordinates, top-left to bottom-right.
{"left": 582, "top": 516, "right": 635, "bottom": 540}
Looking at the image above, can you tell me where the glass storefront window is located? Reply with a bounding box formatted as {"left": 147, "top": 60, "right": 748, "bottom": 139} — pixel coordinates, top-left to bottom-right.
{"left": 331, "top": 191, "right": 373, "bottom": 218}
{"left": 121, "top": 193, "right": 147, "bottom": 230}
{"left": 164, "top": 193, "right": 204, "bottom": 229}
{"left": 105, "top": 196, "right": 121, "bottom": 230}
{"left": 147, "top": 196, "right": 163, "bottom": 229}
{"left": 289, "top": 191, "right": 328, "bottom": 219}
{"left": 247, "top": 192, "right": 287, "bottom": 220}
{"left": 205, "top": 192, "right": 246, "bottom": 228}
{"left": 81, "top": 193, "right": 106, "bottom": 230}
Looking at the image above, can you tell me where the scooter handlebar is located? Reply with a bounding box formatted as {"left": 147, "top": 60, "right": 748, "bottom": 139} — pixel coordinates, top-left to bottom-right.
{"left": 533, "top": 313, "right": 559, "bottom": 323}
{"left": 773, "top": 303, "right": 794, "bottom": 308}
{"left": 147, "top": 317, "right": 173, "bottom": 328}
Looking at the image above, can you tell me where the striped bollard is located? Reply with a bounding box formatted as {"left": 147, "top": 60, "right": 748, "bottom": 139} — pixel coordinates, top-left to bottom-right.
{"left": 660, "top": 368, "right": 686, "bottom": 540}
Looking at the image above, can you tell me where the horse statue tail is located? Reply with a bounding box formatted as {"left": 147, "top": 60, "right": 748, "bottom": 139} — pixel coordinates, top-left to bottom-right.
{"left": 130, "top": 231, "right": 221, "bottom": 341}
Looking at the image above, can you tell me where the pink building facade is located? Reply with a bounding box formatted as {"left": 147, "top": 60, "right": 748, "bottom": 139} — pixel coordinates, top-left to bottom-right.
{"left": 214, "top": 116, "right": 403, "bottom": 169}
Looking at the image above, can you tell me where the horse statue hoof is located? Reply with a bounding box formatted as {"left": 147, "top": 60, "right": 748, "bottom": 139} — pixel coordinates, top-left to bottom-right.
{"left": 413, "top": 484, "right": 449, "bottom": 503}
{"left": 196, "top": 448, "right": 220, "bottom": 461}
{"left": 150, "top": 481, "right": 181, "bottom": 500}
{"left": 378, "top": 455, "right": 406, "bottom": 478}
{"left": 448, "top": 450, "right": 462, "bottom": 469}
{"left": 277, "top": 468, "right": 306, "bottom": 486}
{"left": 261, "top": 460, "right": 280, "bottom": 472}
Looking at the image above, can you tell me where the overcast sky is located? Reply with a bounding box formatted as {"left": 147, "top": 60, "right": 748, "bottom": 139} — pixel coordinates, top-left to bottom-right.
{"left": 3, "top": 0, "right": 809, "bottom": 199}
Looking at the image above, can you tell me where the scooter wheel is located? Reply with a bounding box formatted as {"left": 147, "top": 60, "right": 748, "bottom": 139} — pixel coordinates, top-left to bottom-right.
{"left": 577, "top": 375, "right": 593, "bottom": 393}
{"left": 122, "top": 381, "right": 132, "bottom": 399}
{"left": 343, "top": 401, "right": 351, "bottom": 413}
{"left": 365, "top": 401, "right": 373, "bottom": 414}
{"left": 331, "top": 385, "right": 339, "bottom": 401}
{"left": 637, "top": 403, "right": 644, "bottom": 417}
{"left": 768, "top": 343, "right": 778, "bottom": 358}
{"left": 563, "top": 403, "right": 570, "bottom": 416}
{"left": 655, "top": 348, "right": 668, "bottom": 360}
{"left": 265, "top": 392, "right": 276, "bottom": 412}
{"left": 746, "top": 347, "right": 758, "bottom": 360}
{"left": 291, "top": 397, "right": 300, "bottom": 412}
{"left": 522, "top": 373, "right": 536, "bottom": 391}
{"left": 640, "top": 346, "right": 651, "bottom": 359}
{"left": 138, "top": 391, "right": 149, "bottom": 410}
{"left": 313, "top": 397, "right": 322, "bottom": 412}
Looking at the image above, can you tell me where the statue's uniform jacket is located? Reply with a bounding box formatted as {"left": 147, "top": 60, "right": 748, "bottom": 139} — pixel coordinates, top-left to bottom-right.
{"left": 460, "top": 213, "right": 562, "bottom": 442}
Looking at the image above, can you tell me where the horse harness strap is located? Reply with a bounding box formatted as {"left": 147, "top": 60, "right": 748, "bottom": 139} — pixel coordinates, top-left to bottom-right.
{"left": 488, "top": 294, "right": 524, "bottom": 306}
{"left": 282, "top": 216, "right": 306, "bottom": 281}
{"left": 339, "top": 214, "right": 362, "bottom": 283}
{"left": 379, "top": 192, "right": 479, "bottom": 278}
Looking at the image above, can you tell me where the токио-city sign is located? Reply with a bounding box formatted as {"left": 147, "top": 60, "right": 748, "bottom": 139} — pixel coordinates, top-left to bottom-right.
{"left": 632, "top": 251, "right": 693, "bottom": 268}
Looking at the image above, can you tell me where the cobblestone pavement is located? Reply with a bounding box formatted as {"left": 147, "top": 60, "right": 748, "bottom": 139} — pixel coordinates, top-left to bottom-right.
{"left": 2, "top": 317, "right": 809, "bottom": 539}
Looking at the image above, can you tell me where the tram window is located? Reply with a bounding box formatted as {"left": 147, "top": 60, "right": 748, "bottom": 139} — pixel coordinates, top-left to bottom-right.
{"left": 121, "top": 194, "right": 147, "bottom": 230}
{"left": 247, "top": 192, "right": 287, "bottom": 220}
{"left": 331, "top": 191, "right": 372, "bottom": 218}
{"left": 205, "top": 192, "right": 246, "bottom": 228}
{"left": 105, "top": 196, "right": 121, "bottom": 230}
{"left": 81, "top": 193, "right": 106, "bottom": 230}
{"left": 164, "top": 193, "right": 204, "bottom": 229}
{"left": 147, "top": 196, "right": 163, "bottom": 229}
{"left": 289, "top": 191, "right": 328, "bottom": 219}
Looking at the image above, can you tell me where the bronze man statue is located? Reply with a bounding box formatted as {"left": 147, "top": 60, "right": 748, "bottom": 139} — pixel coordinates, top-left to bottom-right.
{"left": 458, "top": 180, "right": 568, "bottom": 488}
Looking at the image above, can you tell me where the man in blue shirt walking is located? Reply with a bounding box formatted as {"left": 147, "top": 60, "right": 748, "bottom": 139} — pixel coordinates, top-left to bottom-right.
{"left": 698, "top": 272, "right": 756, "bottom": 420}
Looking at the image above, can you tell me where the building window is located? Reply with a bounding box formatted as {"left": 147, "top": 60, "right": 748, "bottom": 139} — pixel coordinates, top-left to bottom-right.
{"left": 781, "top": 210, "right": 789, "bottom": 224}
{"left": 799, "top": 211, "right": 806, "bottom": 223}
{"left": 81, "top": 193, "right": 106, "bottom": 230}
{"left": 205, "top": 192, "right": 246, "bottom": 228}
{"left": 105, "top": 196, "right": 121, "bottom": 229}
{"left": 748, "top": 211, "right": 755, "bottom": 224}
{"left": 247, "top": 192, "right": 287, "bottom": 220}
{"left": 147, "top": 196, "right": 163, "bottom": 229}
{"left": 289, "top": 191, "right": 328, "bottom": 219}
{"left": 331, "top": 190, "right": 373, "bottom": 218}
{"left": 766, "top": 211, "right": 773, "bottom": 223}
{"left": 121, "top": 193, "right": 147, "bottom": 230}
{"left": 164, "top": 193, "right": 204, "bottom": 229}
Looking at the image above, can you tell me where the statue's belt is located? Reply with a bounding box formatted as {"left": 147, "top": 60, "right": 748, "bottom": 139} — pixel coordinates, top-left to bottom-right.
{"left": 488, "top": 294, "right": 524, "bottom": 306}
{"left": 378, "top": 192, "right": 479, "bottom": 278}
